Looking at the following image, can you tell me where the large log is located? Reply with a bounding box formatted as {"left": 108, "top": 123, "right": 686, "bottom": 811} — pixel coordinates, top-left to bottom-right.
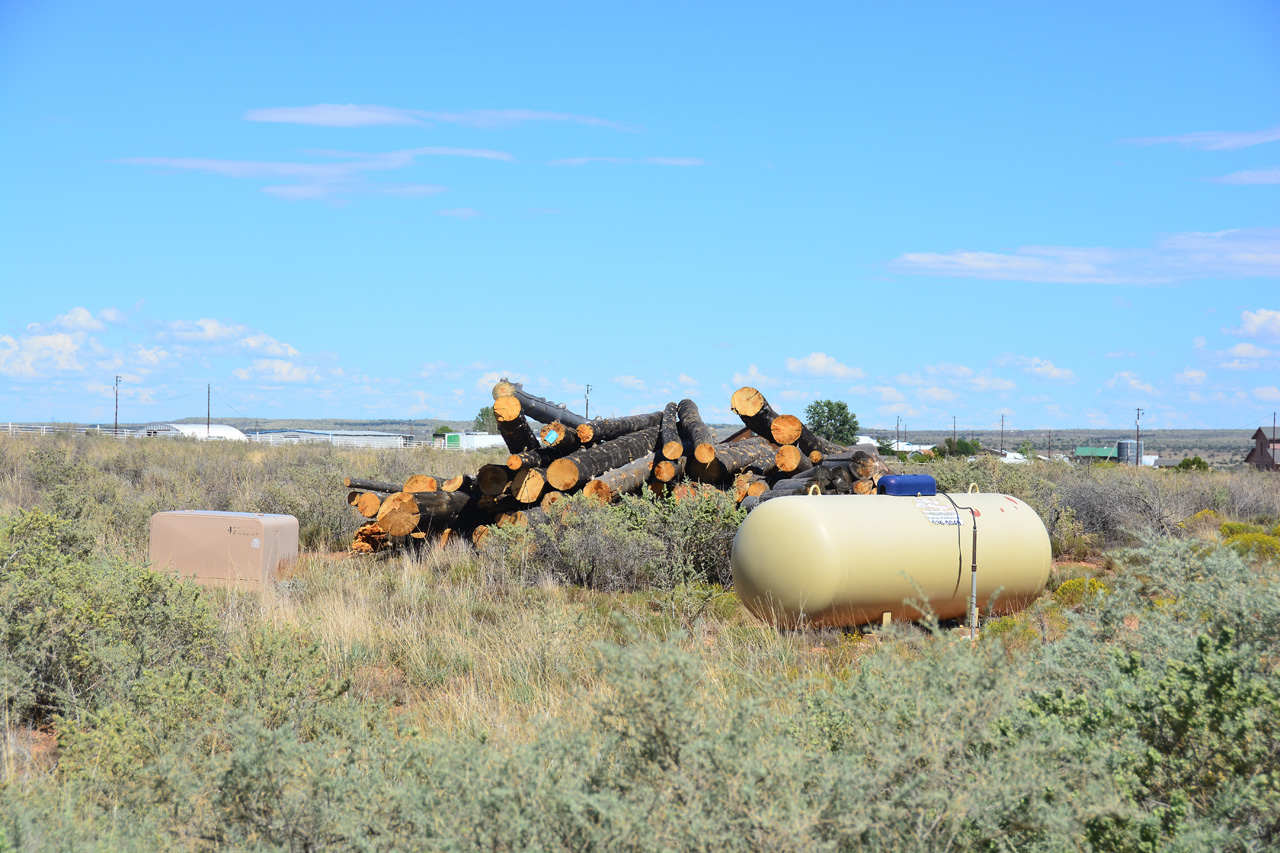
{"left": 441, "top": 474, "right": 475, "bottom": 493}
{"left": 344, "top": 477, "right": 401, "bottom": 492}
{"left": 547, "top": 427, "right": 660, "bottom": 491}
{"left": 354, "top": 492, "right": 384, "bottom": 518}
{"left": 577, "top": 411, "right": 663, "bottom": 444}
{"left": 730, "top": 387, "right": 843, "bottom": 456}
{"left": 582, "top": 453, "right": 656, "bottom": 503}
{"left": 538, "top": 421, "right": 581, "bottom": 453}
{"left": 498, "top": 382, "right": 588, "bottom": 428}
{"left": 403, "top": 474, "right": 438, "bottom": 493}
{"left": 691, "top": 437, "right": 776, "bottom": 483}
{"left": 477, "top": 464, "right": 511, "bottom": 497}
{"left": 512, "top": 467, "right": 547, "bottom": 504}
{"left": 371, "top": 490, "right": 476, "bottom": 537}
{"left": 653, "top": 456, "right": 687, "bottom": 483}
{"left": 659, "top": 402, "right": 683, "bottom": 460}
{"left": 493, "top": 395, "right": 541, "bottom": 454}
{"left": 776, "top": 445, "right": 815, "bottom": 475}
{"left": 507, "top": 442, "right": 578, "bottom": 471}
{"left": 677, "top": 399, "right": 718, "bottom": 464}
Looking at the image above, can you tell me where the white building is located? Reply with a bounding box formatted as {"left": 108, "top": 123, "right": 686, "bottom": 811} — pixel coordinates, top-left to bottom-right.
{"left": 142, "top": 423, "right": 248, "bottom": 442}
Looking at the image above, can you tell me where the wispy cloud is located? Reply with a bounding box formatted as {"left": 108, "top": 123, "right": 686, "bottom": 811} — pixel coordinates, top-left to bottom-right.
{"left": 784, "top": 352, "right": 864, "bottom": 379}
{"left": 1106, "top": 371, "right": 1157, "bottom": 394}
{"left": 548, "top": 156, "right": 705, "bottom": 167}
{"left": 1226, "top": 342, "right": 1272, "bottom": 359}
{"left": 436, "top": 208, "right": 482, "bottom": 219}
{"left": 244, "top": 104, "right": 636, "bottom": 131}
{"left": 1211, "top": 169, "right": 1280, "bottom": 185}
{"left": 118, "top": 146, "right": 509, "bottom": 201}
{"left": 890, "top": 227, "right": 1280, "bottom": 284}
{"left": 0, "top": 332, "right": 84, "bottom": 377}
{"left": 731, "top": 364, "right": 776, "bottom": 387}
{"left": 998, "top": 355, "right": 1076, "bottom": 382}
{"left": 1123, "top": 125, "right": 1280, "bottom": 151}
{"left": 1175, "top": 369, "right": 1206, "bottom": 385}
{"left": 1256, "top": 386, "right": 1280, "bottom": 403}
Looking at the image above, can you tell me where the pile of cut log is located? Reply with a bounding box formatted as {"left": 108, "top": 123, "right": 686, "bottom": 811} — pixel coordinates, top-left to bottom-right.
{"left": 342, "top": 381, "right": 891, "bottom": 552}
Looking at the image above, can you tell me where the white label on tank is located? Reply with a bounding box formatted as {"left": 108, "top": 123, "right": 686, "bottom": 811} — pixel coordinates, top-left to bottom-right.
{"left": 251, "top": 538, "right": 261, "bottom": 548}
{"left": 913, "top": 498, "right": 960, "bottom": 525}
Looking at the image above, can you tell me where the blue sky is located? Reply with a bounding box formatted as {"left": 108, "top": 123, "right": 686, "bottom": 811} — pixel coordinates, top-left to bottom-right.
{"left": 1, "top": 1, "right": 1277, "bottom": 431}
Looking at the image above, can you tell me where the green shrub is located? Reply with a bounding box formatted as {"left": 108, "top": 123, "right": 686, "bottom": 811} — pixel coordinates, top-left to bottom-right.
{"left": 0, "top": 509, "right": 217, "bottom": 726}
{"left": 1220, "top": 521, "right": 1265, "bottom": 538}
{"left": 1052, "top": 576, "right": 1109, "bottom": 607}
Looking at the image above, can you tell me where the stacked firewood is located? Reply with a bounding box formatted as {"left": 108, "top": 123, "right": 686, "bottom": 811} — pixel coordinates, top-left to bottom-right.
{"left": 342, "top": 381, "right": 889, "bottom": 552}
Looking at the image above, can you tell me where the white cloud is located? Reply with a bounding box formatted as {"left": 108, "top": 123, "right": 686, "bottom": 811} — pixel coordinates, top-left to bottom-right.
{"left": 475, "top": 370, "right": 527, "bottom": 392}
{"left": 926, "top": 363, "right": 973, "bottom": 379}
{"left": 0, "top": 332, "right": 83, "bottom": 377}
{"left": 676, "top": 373, "right": 699, "bottom": 387}
{"left": 243, "top": 104, "right": 635, "bottom": 131}
{"left": 1212, "top": 169, "right": 1280, "bottom": 185}
{"left": 1222, "top": 359, "right": 1261, "bottom": 371}
{"left": 873, "top": 386, "right": 906, "bottom": 402}
{"left": 1106, "top": 371, "right": 1157, "bottom": 394}
{"left": 1255, "top": 386, "right": 1280, "bottom": 403}
{"left": 731, "top": 364, "right": 776, "bottom": 386}
{"left": 244, "top": 359, "right": 316, "bottom": 383}
{"left": 120, "top": 146, "right": 509, "bottom": 201}
{"left": 169, "top": 318, "right": 244, "bottom": 341}
{"left": 52, "top": 307, "right": 104, "bottom": 331}
{"left": 132, "top": 345, "right": 169, "bottom": 365}
{"left": 1229, "top": 308, "right": 1280, "bottom": 339}
{"left": 1124, "top": 125, "right": 1280, "bottom": 151}
{"left": 919, "top": 386, "right": 956, "bottom": 403}
{"left": 437, "top": 208, "right": 482, "bottom": 219}
{"left": 895, "top": 373, "right": 926, "bottom": 386}
{"left": 780, "top": 389, "right": 813, "bottom": 401}
{"left": 239, "top": 333, "right": 299, "bottom": 357}
{"left": 968, "top": 375, "right": 1017, "bottom": 392}
{"left": 999, "top": 355, "right": 1076, "bottom": 382}
{"left": 1106, "top": 350, "right": 1137, "bottom": 358}
{"left": 245, "top": 104, "right": 425, "bottom": 127}
{"left": 889, "top": 228, "right": 1280, "bottom": 285}
{"left": 614, "top": 375, "right": 646, "bottom": 390}
{"left": 1194, "top": 336, "right": 1207, "bottom": 349}
{"left": 784, "top": 352, "right": 864, "bottom": 379}
{"left": 1175, "top": 369, "right": 1207, "bottom": 385}
{"left": 1226, "top": 342, "right": 1272, "bottom": 358}
{"left": 98, "top": 307, "right": 128, "bottom": 324}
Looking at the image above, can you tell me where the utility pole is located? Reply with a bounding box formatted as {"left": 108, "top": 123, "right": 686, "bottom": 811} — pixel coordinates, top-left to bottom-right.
{"left": 1000, "top": 414, "right": 1004, "bottom": 453}
{"left": 1135, "top": 408, "right": 1144, "bottom": 467}
{"left": 207, "top": 384, "right": 211, "bottom": 437}
{"left": 584, "top": 384, "right": 592, "bottom": 420}
{"left": 1049, "top": 429, "right": 1053, "bottom": 459}
{"left": 114, "top": 375, "right": 121, "bottom": 434}
{"left": 896, "top": 415, "right": 900, "bottom": 452}
{"left": 952, "top": 415, "right": 957, "bottom": 449}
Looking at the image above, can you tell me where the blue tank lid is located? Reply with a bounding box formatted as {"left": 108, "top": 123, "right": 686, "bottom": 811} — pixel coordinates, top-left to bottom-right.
{"left": 877, "top": 474, "right": 937, "bottom": 496}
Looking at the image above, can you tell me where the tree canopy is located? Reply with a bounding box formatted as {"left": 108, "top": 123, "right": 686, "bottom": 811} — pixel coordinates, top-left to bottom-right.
{"left": 803, "top": 400, "right": 859, "bottom": 445}
{"left": 473, "top": 406, "right": 498, "bottom": 434}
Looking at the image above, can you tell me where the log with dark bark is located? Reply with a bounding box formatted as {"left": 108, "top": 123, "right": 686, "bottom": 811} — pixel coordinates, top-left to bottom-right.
{"left": 677, "top": 399, "right": 718, "bottom": 464}
{"left": 853, "top": 479, "right": 876, "bottom": 495}
{"left": 538, "top": 421, "right": 581, "bottom": 453}
{"left": 653, "top": 455, "right": 687, "bottom": 483}
{"left": 794, "top": 422, "right": 845, "bottom": 457}
{"left": 441, "top": 474, "right": 475, "bottom": 493}
{"left": 582, "top": 453, "right": 655, "bottom": 503}
{"left": 512, "top": 467, "right": 547, "bottom": 504}
{"left": 376, "top": 490, "right": 475, "bottom": 537}
{"left": 344, "top": 477, "right": 401, "bottom": 492}
{"left": 690, "top": 436, "right": 777, "bottom": 483}
{"left": 477, "top": 464, "right": 511, "bottom": 497}
{"left": 576, "top": 411, "right": 663, "bottom": 445}
{"left": 496, "top": 382, "right": 588, "bottom": 428}
{"left": 547, "top": 427, "right": 660, "bottom": 491}
{"left": 775, "top": 444, "right": 815, "bottom": 475}
{"left": 507, "top": 442, "right": 578, "bottom": 471}
{"left": 659, "top": 402, "right": 683, "bottom": 460}
{"left": 493, "top": 395, "right": 542, "bottom": 454}
{"left": 809, "top": 450, "right": 824, "bottom": 465}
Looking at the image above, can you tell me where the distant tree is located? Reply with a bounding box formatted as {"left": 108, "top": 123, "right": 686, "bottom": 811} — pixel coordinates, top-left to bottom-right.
{"left": 1176, "top": 456, "right": 1210, "bottom": 472}
{"left": 877, "top": 436, "right": 895, "bottom": 455}
{"left": 1017, "top": 439, "right": 1036, "bottom": 458}
{"left": 938, "top": 437, "right": 982, "bottom": 457}
{"left": 804, "top": 400, "right": 860, "bottom": 445}
{"left": 473, "top": 406, "right": 498, "bottom": 433}
{"left": 433, "top": 423, "right": 453, "bottom": 437}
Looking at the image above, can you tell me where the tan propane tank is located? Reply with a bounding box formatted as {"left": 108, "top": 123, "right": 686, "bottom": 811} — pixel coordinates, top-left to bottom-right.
{"left": 731, "top": 493, "right": 1051, "bottom": 628}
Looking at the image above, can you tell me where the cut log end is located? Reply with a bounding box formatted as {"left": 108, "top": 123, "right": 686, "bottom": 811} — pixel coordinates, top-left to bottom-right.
{"left": 491, "top": 379, "right": 518, "bottom": 401}
{"left": 540, "top": 491, "right": 563, "bottom": 510}
{"left": 355, "top": 492, "right": 383, "bottom": 518}
{"left": 576, "top": 423, "right": 595, "bottom": 444}
{"left": 693, "top": 443, "right": 717, "bottom": 464}
{"left": 493, "top": 395, "right": 523, "bottom": 422}
{"left": 513, "top": 468, "right": 546, "bottom": 504}
{"left": 403, "top": 474, "right": 438, "bottom": 493}
{"left": 809, "top": 450, "right": 824, "bottom": 464}
{"left": 853, "top": 479, "right": 876, "bottom": 495}
{"left": 477, "top": 464, "right": 511, "bottom": 497}
{"left": 662, "top": 440, "right": 685, "bottom": 461}
{"left": 583, "top": 480, "right": 613, "bottom": 504}
{"left": 776, "top": 444, "right": 804, "bottom": 473}
{"left": 730, "top": 386, "right": 767, "bottom": 417}
{"left": 546, "top": 458, "right": 581, "bottom": 491}
{"left": 770, "top": 414, "right": 803, "bottom": 446}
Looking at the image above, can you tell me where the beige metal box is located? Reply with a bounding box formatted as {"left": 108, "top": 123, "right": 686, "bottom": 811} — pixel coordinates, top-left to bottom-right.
{"left": 149, "top": 511, "right": 298, "bottom": 588}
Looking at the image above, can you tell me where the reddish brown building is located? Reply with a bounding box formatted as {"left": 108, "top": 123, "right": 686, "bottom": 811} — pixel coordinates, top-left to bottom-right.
{"left": 1244, "top": 427, "right": 1280, "bottom": 471}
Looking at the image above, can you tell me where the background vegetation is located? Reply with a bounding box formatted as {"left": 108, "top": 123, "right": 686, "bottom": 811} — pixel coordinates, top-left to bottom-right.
{"left": 2, "top": 433, "right": 1278, "bottom": 851}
